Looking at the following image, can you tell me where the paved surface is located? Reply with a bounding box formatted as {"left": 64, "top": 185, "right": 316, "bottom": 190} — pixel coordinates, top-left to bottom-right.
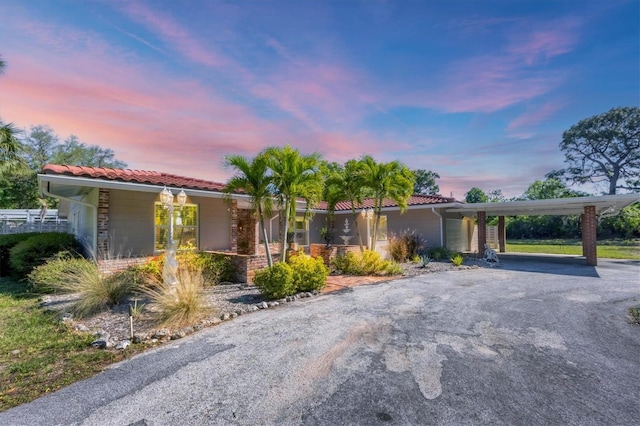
{"left": 2, "top": 259, "right": 639, "bottom": 425}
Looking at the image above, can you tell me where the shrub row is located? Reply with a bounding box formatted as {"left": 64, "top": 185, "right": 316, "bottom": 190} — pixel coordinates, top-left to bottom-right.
{"left": 331, "top": 250, "right": 402, "bottom": 276}
{"left": 253, "top": 253, "right": 329, "bottom": 300}
{"left": 0, "top": 232, "right": 80, "bottom": 278}
{"left": 134, "top": 250, "right": 233, "bottom": 286}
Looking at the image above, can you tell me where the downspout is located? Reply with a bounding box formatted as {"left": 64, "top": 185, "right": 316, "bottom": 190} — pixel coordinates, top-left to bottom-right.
{"left": 431, "top": 207, "right": 444, "bottom": 247}
{"left": 41, "top": 182, "right": 98, "bottom": 257}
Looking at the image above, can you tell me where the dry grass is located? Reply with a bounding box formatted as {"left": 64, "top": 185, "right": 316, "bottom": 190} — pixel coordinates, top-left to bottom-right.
{"left": 143, "top": 267, "right": 209, "bottom": 327}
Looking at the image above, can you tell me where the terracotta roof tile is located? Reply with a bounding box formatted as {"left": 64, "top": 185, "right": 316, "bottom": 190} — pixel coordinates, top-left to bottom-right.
{"left": 330, "top": 194, "right": 456, "bottom": 211}
{"left": 43, "top": 164, "right": 229, "bottom": 192}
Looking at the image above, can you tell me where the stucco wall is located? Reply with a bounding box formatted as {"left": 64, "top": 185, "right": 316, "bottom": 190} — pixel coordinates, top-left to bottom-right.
{"left": 198, "top": 197, "right": 232, "bottom": 251}
{"left": 385, "top": 208, "right": 442, "bottom": 248}
{"left": 68, "top": 188, "right": 98, "bottom": 256}
{"left": 108, "top": 189, "right": 156, "bottom": 256}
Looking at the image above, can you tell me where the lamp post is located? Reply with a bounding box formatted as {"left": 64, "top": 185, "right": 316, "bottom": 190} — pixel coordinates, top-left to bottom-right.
{"left": 160, "top": 186, "right": 187, "bottom": 287}
{"left": 361, "top": 208, "right": 374, "bottom": 250}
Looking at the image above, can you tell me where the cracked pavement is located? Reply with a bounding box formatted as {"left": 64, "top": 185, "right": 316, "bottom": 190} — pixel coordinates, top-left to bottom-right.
{"left": 2, "top": 259, "right": 639, "bottom": 425}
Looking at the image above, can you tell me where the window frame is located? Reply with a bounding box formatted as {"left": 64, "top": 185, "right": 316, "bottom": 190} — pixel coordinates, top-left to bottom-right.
{"left": 154, "top": 202, "right": 199, "bottom": 252}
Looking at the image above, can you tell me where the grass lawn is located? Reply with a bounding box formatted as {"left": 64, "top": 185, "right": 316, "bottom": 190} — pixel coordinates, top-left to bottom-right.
{"left": 506, "top": 238, "right": 640, "bottom": 260}
{"left": 0, "top": 278, "right": 145, "bottom": 412}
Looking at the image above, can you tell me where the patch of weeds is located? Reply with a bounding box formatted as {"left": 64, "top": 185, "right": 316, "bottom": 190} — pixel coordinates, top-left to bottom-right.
{"left": 629, "top": 307, "right": 640, "bottom": 325}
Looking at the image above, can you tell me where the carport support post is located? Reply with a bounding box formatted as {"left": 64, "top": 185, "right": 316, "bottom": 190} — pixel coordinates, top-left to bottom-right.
{"left": 582, "top": 206, "right": 597, "bottom": 266}
{"left": 477, "top": 211, "right": 487, "bottom": 254}
{"left": 498, "top": 216, "right": 506, "bottom": 253}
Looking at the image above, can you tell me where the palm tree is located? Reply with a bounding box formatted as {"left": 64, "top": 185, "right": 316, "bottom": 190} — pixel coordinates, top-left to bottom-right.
{"left": 224, "top": 154, "right": 275, "bottom": 267}
{"left": 0, "top": 121, "right": 25, "bottom": 175}
{"left": 360, "top": 155, "right": 415, "bottom": 251}
{"left": 324, "top": 159, "right": 370, "bottom": 251}
{"left": 263, "top": 145, "right": 323, "bottom": 262}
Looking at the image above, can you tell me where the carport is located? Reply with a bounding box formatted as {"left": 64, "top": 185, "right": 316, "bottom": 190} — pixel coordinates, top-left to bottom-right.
{"left": 446, "top": 194, "right": 640, "bottom": 266}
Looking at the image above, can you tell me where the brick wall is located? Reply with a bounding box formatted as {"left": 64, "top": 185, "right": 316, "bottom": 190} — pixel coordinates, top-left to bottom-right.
{"left": 98, "top": 256, "right": 154, "bottom": 275}
{"left": 97, "top": 188, "right": 109, "bottom": 255}
{"left": 237, "top": 209, "right": 258, "bottom": 255}
{"left": 230, "top": 200, "right": 238, "bottom": 253}
{"left": 218, "top": 253, "right": 277, "bottom": 283}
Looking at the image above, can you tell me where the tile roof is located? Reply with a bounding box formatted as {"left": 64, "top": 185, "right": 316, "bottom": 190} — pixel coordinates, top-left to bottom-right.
{"left": 42, "top": 164, "right": 228, "bottom": 192}
{"left": 43, "top": 164, "right": 457, "bottom": 208}
{"left": 326, "top": 194, "right": 456, "bottom": 211}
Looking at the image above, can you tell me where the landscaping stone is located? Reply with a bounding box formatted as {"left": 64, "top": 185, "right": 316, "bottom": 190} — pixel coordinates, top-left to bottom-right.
{"left": 115, "top": 340, "right": 130, "bottom": 350}
{"left": 221, "top": 313, "right": 231, "bottom": 321}
{"left": 152, "top": 329, "right": 170, "bottom": 339}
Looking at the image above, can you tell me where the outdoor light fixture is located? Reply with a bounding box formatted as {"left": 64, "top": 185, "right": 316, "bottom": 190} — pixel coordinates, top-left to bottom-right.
{"left": 159, "top": 186, "right": 188, "bottom": 287}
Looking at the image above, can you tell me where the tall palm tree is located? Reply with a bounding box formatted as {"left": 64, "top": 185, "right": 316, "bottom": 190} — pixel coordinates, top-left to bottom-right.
{"left": 224, "top": 154, "right": 275, "bottom": 267}
{"left": 263, "top": 145, "right": 323, "bottom": 262}
{"left": 360, "top": 155, "right": 415, "bottom": 251}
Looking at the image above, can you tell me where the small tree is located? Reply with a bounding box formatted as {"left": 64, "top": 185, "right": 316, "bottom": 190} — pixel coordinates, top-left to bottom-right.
{"left": 464, "top": 187, "right": 488, "bottom": 203}
{"left": 263, "top": 145, "right": 323, "bottom": 262}
{"left": 224, "top": 154, "right": 274, "bottom": 267}
{"left": 413, "top": 169, "right": 440, "bottom": 195}
{"left": 549, "top": 107, "right": 640, "bottom": 194}
{"left": 360, "top": 156, "right": 415, "bottom": 251}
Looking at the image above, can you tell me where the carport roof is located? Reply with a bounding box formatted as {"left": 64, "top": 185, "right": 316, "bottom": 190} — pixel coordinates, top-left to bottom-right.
{"left": 446, "top": 194, "right": 640, "bottom": 217}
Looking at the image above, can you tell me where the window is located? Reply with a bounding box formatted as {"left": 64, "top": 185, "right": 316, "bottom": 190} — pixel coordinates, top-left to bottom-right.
{"left": 375, "top": 215, "right": 387, "bottom": 241}
{"left": 293, "top": 216, "right": 309, "bottom": 246}
{"left": 155, "top": 203, "right": 198, "bottom": 251}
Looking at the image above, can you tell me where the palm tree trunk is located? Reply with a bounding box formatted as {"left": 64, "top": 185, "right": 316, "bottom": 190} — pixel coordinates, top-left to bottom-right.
{"left": 280, "top": 202, "right": 290, "bottom": 262}
{"left": 257, "top": 207, "right": 273, "bottom": 267}
{"left": 350, "top": 203, "right": 365, "bottom": 252}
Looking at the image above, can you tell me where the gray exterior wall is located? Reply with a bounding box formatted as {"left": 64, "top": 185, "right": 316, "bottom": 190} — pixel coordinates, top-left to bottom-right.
{"left": 108, "top": 189, "right": 156, "bottom": 256}
{"left": 198, "top": 197, "right": 231, "bottom": 251}
{"left": 107, "top": 190, "right": 232, "bottom": 256}
{"left": 385, "top": 208, "right": 443, "bottom": 248}
{"left": 68, "top": 188, "right": 98, "bottom": 256}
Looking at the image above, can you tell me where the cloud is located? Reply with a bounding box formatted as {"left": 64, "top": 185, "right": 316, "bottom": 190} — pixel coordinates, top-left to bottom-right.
{"left": 115, "top": 1, "right": 225, "bottom": 67}
{"left": 506, "top": 102, "right": 566, "bottom": 134}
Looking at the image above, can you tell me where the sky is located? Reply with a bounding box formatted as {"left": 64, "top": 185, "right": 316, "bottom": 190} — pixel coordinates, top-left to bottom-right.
{"left": 0, "top": 0, "right": 638, "bottom": 199}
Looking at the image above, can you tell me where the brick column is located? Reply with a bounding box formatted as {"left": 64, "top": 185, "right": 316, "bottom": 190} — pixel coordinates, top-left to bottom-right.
{"left": 477, "top": 211, "right": 487, "bottom": 254}
{"left": 582, "top": 206, "right": 598, "bottom": 266}
{"left": 498, "top": 216, "right": 506, "bottom": 253}
{"left": 97, "top": 188, "right": 109, "bottom": 255}
{"left": 230, "top": 200, "right": 238, "bottom": 253}
{"left": 237, "top": 209, "right": 258, "bottom": 255}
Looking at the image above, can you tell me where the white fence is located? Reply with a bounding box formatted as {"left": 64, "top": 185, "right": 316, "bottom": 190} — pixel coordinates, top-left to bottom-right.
{"left": 0, "top": 209, "right": 68, "bottom": 235}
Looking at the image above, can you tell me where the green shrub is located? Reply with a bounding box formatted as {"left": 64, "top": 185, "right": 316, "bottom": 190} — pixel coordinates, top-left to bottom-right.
{"left": 0, "top": 233, "right": 39, "bottom": 277}
{"left": 427, "top": 246, "right": 451, "bottom": 261}
{"left": 29, "top": 255, "right": 137, "bottom": 317}
{"left": 134, "top": 251, "right": 233, "bottom": 286}
{"left": 253, "top": 262, "right": 295, "bottom": 300}
{"left": 332, "top": 250, "right": 401, "bottom": 276}
{"left": 143, "top": 267, "right": 208, "bottom": 327}
{"left": 450, "top": 253, "right": 464, "bottom": 266}
{"left": 8, "top": 233, "right": 80, "bottom": 278}
{"left": 288, "top": 253, "right": 329, "bottom": 292}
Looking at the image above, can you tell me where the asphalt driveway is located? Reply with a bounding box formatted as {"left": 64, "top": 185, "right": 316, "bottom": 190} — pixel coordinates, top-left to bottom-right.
{"left": 2, "top": 259, "right": 639, "bottom": 425}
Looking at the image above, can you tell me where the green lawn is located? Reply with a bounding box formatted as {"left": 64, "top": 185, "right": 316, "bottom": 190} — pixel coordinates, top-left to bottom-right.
{"left": 506, "top": 239, "right": 640, "bottom": 260}
{"left": 0, "top": 278, "right": 145, "bottom": 412}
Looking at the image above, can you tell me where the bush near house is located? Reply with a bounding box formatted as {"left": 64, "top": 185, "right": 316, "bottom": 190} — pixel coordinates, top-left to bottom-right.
{"left": 134, "top": 249, "right": 233, "bottom": 287}
{"left": 332, "top": 250, "right": 402, "bottom": 276}
{"left": 8, "top": 232, "right": 81, "bottom": 278}
{"left": 253, "top": 262, "right": 296, "bottom": 300}
{"left": 427, "top": 246, "right": 452, "bottom": 261}
{"left": 289, "top": 253, "right": 329, "bottom": 292}
{"left": 0, "top": 232, "right": 39, "bottom": 277}
{"left": 388, "top": 229, "right": 423, "bottom": 262}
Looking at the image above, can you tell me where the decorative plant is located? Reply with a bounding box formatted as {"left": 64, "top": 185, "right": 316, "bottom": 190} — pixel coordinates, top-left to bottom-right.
{"left": 450, "top": 253, "right": 464, "bottom": 266}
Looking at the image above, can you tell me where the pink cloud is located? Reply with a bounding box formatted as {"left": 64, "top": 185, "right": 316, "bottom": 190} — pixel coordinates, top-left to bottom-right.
{"left": 507, "top": 19, "right": 580, "bottom": 65}
{"left": 116, "top": 2, "right": 225, "bottom": 68}
{"left": 506, "top": 102, "right": 566, "bottom": 133}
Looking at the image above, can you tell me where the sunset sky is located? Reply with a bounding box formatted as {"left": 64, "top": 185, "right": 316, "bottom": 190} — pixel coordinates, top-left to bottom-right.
{"left": 0, "top": 0, "right": 638, "bottom": 198}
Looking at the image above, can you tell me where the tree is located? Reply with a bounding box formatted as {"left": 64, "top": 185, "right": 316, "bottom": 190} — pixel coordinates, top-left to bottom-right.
{"left": 224, "top": 154, "right": 274, "bottom": 267}
{"left": 549, "top": 107, "right": 640, "bottom": 194}
{"left": 263, "top": 145, "right": 323, "bottom": 262}
{"left": 413, "top": 169, "right": 440, "bottom": 195}
{"left": 323, "top": 159, "right": 369, "bottom": 251}
{"left": 523, "top": 178, "right": 587, "bottom": 200}
{"left": 0, "top": 122, "right": 25, "bottom": 175}
{"left": 360, "top": 156, "right": 415, "bottom": 251}
{"left": 23, "top": 125, "right": 59, "bottom": 171}
{"left": 51, "top": 135, "right": 128, "bottom": 168}
{"left": 487, "top": 189, "right": 506, "bottom": 203}
{"left": 464, "top": 187, "right": 488, "bottom": 203}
